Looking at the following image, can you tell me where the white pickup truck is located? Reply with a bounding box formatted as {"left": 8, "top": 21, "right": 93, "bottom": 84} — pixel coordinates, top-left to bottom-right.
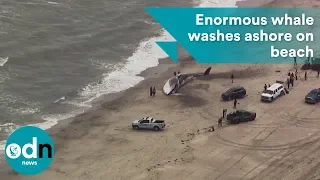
{"left": 132, "top": 117, "right": 166, "bottom": 131}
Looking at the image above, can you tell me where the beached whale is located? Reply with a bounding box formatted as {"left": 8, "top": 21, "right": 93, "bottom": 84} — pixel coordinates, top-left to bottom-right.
{"left": 163, "top": 67, "right": 211, "bottom": 95}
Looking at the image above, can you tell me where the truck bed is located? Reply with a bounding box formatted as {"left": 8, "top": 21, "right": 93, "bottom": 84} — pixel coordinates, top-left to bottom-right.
{"left": 153, "top": 120, "right": 164, "bottom": 123}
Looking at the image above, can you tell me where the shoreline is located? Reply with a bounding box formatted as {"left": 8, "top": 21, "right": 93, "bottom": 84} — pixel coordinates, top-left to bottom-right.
{"left": 46, "top": 57, "right": 177, "bottom": 138}
{"left": 47, "top": 46, "right": 189, "bottom": 137}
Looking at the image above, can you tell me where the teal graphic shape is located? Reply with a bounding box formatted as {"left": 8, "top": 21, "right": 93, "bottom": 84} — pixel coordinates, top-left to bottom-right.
{"left": 156, "top": 41, "right": 178, "bottom": 63}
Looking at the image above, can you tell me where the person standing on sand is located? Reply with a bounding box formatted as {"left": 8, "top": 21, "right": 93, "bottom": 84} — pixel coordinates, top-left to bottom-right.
{"left": 305, "top": 71, "right": 307, "bottom": 81}
{"left": 173, "top": 71, "right": 177, "bottom": 76}
{"left": 233, "top": 99, "right": 238, "bottom": 109}
{"left": 284, "top": 87, "right": 289, "bottom": 94}
{"left": 222, "top": 109, "right": 227, "bottom": 118}
{"left": 231, "top": 73, "right": 234, "bottom": 83}
{"left": 287, "top": 78, "right": 290, "bottom": 89}
{"left": 218, "top": 117, "right": 223, "bottom": 127}
{"left": 264, "top": 84, "right": 267, "bottom": 91}
{"left": 150, "top": 86, "right": 153, "bottom": 96}
{"left": 152, "top": 87, "right": 156, "bottom": 97}
{"left": 209, "top": 125, "right": 215, "bottom": 132}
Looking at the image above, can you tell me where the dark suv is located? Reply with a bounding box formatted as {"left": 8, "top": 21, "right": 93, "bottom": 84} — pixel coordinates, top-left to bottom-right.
{"left": 305, "top": 88, "right": 320, "bottom": 104}
{"left": 221, "top": 86, "right": 246, "bottom": 101}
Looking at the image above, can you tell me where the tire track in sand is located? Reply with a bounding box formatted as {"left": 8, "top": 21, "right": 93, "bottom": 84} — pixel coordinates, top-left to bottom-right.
{"left": 248, "top": 137, "right": 320, "bottom": 180}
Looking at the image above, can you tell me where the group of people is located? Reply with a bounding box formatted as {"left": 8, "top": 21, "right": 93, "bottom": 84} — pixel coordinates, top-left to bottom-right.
{"left": 214, "top": 108, "right": 229, "bottom": 130}
{"left": 303, "top": 70, "right": 320, "bottom": 79}
{"left": 209, "top": 58, "right": 320, "bottom": 132}
{"left": 287, "top": 71, "right": 297, "bottom": 89}
{"left": 210, "top": 109, "right": 227, "bottom": 132}
{"left": 149, "top": 86, "right": 156, "bottom": 97}
{"left": 286, "top": 68, "right": 317, "bottom": 90}
{"left": 173, "top": 71, "right": 181, "bottom": 77}
{"left": 294, "top": 57, "right": 320, "bottom": 79}
{"left": 264, "top": 84, "right": 271, "bottom": 91}
{"left": 218, "top": 109, "right": 228, "bottom": 126}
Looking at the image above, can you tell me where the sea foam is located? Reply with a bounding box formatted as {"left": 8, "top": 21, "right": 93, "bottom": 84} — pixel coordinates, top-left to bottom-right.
{"left": 0, "top": 57, "right": 9, "bottom": 67}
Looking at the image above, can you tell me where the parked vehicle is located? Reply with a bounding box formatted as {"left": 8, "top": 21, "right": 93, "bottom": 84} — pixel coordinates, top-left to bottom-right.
{"left": 221, "top": 86, "right": 246, "bottom": 101}
{"left": 305, "top": 88, "right": 320, "bottom": 104}
{"left": 261, "top": 83, "right": 285, "bottom": 102}
{"left": 132, "top": 117, "right": 166, "bottom": 131}
{"left": 226, "top": 110, "right": 256, "bottom": 124}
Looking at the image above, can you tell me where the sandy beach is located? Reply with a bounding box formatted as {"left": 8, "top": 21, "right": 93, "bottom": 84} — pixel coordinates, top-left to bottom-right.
{"left": 1, "top": 0, "right": 320, "bottom": 180}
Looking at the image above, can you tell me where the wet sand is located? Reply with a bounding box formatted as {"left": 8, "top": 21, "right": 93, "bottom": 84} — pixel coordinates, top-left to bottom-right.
{"left": 1, "top": 0, "right": 320, "bottom": 180}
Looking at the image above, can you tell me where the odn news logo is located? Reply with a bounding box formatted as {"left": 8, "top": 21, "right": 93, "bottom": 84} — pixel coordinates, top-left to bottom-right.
{"left": 5, "top": 126, "right": 54, "bottom": 176}
{"left": 6, "top": 137, "right": 53, "bottom": 166}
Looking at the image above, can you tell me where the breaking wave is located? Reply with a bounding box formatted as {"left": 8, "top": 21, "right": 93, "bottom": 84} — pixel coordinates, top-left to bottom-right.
{"left": 0, "top": 57, "right": 9, "bottom": 67}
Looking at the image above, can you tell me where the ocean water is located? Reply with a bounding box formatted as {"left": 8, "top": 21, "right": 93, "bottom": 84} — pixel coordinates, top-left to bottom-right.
{"left": 0, "top": 0, "right": 241, "bottom": 148}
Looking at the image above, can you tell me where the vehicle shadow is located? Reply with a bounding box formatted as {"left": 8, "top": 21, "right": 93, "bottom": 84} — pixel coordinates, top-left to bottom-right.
{"left": 114, "top": 126, "right": 166, "bottom": 133}
{"left": 131, "top": 128, "right": 166, "bottom": 133}
{"left": 220, "top": 95, "right": 248, "bottom": 102}
{"left": 260, "top": 100, "right": 273, "bottom": 103}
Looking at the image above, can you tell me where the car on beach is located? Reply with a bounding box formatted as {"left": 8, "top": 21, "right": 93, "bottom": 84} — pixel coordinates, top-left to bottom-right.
{"left": 226, "top": 110, "right": 256, "bottom": 124}
{"left": 305, "top": 88, "right": 320, "bottom": 104}
{"left": 132, "top": 117, "right": 166, "bottom": 131}
{"left": 261, "top": 83, "right": 285, "bottom": 102}
{"left": 221, "top": 86, "right": 247, "bottom": 101}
